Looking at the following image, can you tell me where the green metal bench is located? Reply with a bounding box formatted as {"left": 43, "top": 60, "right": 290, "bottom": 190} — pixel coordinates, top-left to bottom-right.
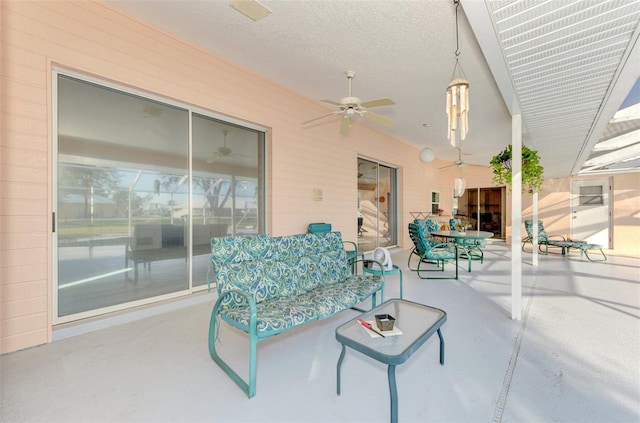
{"left": 207, "top": 232, "right": 385, "bottom": 398}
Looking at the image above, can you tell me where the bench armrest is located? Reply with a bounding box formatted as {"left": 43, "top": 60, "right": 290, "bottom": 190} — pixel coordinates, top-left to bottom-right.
{"left": 342, "top": 240, "right": 358, "bottom": 252}
{"left": 353, "top": 257, "right": 385, "bottom": 275}
{"left": 211, "top": 289, "right": 259, "bottom": 338}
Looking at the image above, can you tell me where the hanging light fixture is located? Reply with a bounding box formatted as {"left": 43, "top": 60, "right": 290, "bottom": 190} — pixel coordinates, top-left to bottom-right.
{"left": 419, "top": 147, "right": 435, "bottom": 163}
{"left": 446, "top": 0, "right": 469, "bottom": 148}
{"left": 454, "top": 177, "right": 466, "bottom": 198}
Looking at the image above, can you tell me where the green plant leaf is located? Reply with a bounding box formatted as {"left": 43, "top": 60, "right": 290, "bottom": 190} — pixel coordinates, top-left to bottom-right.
{"left": 489, "top": 145, "right": 544, "bottom": 193}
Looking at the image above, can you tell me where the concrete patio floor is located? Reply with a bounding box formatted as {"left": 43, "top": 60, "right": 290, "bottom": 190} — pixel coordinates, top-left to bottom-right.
{"left": 1, "top": 242, "right": 638, "bottom": 422}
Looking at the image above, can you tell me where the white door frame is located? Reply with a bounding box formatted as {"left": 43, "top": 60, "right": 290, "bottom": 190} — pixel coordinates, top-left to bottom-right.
{"left": 570, "top": 177, "right": 612, "bottom": 248}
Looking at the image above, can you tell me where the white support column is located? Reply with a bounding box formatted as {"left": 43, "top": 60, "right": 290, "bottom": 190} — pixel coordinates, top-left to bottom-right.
{"left": 511, "top": 115, "right": 522, "bottom": 320}
{"left": 532, "top": 192, "right": 539, "bottom": 266}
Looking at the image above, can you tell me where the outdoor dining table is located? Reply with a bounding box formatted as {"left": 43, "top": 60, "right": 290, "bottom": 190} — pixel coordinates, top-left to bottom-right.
{"left": 431, "top": 230, "right": 494, "bottom": 271}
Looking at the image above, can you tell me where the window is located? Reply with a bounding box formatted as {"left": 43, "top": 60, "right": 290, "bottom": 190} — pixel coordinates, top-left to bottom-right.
{"left": 431, "top": 191, "right": 441, "bottom": 214}
{"left": 579, "top": 185, "right": 604, "bottom": 205}
{"left": 55, "top": 72, "right": 265, "bottom": 322}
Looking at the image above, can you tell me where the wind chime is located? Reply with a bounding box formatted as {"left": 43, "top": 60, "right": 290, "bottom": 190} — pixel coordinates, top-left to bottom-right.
{"left": 446, "top": 0, "right": 469, "bottom": 148}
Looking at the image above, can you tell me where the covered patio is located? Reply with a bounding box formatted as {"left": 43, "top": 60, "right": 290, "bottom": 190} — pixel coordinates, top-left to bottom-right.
{"left": 2, "top": 243, "right": 637, "bottom": 422}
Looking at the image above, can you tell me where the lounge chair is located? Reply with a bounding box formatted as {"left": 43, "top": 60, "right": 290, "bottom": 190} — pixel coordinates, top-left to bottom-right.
{"left": 524, "top": 220, "right": 607, "bottom": 261}
{"left": 523, "top": 220, "right": 566, "bottom": 254}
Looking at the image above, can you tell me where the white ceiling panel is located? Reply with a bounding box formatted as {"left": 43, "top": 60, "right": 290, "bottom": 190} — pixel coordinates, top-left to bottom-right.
{"left": 103, "top": 0, "right": 640, "bottom": 178}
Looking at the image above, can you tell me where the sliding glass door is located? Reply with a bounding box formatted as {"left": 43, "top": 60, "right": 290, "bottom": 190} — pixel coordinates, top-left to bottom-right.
{"left": 55, "top": 72, "right": 265, "bottom": 322}
{"left": 456, "top": 187, "right": 505, "bottom": 239}
{"left": 357, "top": 157, "right": 398, "bottom": 252}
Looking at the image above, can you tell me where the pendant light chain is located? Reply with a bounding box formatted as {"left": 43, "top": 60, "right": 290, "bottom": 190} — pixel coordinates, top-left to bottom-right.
{"left": 450, "top": 0, "right": 467, "bottom": 82}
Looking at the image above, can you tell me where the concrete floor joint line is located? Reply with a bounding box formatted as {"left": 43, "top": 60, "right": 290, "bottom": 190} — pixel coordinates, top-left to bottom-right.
{"left": 492, "top": 266, "right": 541, "bottom": 423}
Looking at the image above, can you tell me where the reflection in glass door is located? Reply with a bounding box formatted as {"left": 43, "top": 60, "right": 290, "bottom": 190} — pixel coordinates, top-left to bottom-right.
{"left": 456, "top": 187, "right": 505, "bottom": 239}
{"left": 55, "top": 73, "right": 265, "bottom": 322}
{"left": 357, "top": 158, "right": 397, "bottom": 253}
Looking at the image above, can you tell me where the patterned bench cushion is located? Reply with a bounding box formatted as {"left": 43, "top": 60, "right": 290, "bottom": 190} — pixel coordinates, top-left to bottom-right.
{"left": 221, "top": 273, "right": 382, "bottom": 335}
{"left": 211, "top": 232, "right": 383, "bottom": 335}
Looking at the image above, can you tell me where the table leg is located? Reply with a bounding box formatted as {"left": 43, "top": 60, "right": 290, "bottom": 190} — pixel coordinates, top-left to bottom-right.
{"left": 337, "top": 344, "right": 346, "bottom": 395}
{"left": 388, "top": 364, "right": 398, "bottom": 423}
{"left": 437, "top": 328, "right": 445, "bottom": 365}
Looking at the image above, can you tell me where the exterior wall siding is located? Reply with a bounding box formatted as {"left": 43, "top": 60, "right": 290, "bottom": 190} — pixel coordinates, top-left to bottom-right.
{"left": 1, "top": 1, "right": 637, "bottom": 354}
{"left": 0, "top": 1, "right": 449, "bottom": 353}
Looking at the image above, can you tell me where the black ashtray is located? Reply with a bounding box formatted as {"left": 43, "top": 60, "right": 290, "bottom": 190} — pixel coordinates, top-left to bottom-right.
{"left": 375, "top": 314, "right": 396, "bottom": 331}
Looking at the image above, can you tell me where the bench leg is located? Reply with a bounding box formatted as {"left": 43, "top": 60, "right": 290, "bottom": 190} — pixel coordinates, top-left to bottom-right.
{"left": 209, "top": 300, "right": 258, "bottom": 399}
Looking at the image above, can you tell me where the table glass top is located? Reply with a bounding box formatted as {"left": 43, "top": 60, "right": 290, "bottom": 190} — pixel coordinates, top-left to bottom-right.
{"left": 335, "top": 299, "right": 446, "bottom": 362}
{"left": 431, "top": 230, "right": 494, "bottom": 240}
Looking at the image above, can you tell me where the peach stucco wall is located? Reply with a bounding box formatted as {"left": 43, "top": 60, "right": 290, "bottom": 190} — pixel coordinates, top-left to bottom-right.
{"left": 0, "top": 1, "right": 460, "bottom": 353}
{"left": 2, "top": 2, "right": 638, "bottom": 355}
{"left": 518, "top": 174, "right": 640, "bottom": 256}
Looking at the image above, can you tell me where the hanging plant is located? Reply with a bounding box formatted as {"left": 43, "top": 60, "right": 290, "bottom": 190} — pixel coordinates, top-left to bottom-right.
{"left": 490, "top": 144, "right": 544, "bottom": 193}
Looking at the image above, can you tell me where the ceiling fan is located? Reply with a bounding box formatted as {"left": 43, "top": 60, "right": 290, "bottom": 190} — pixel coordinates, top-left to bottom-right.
{"left": 439, "top": 147, "right": 479, "bottom": 172}
{"left": 207, "top": 129, "right": 252, "bottom": 164}
{"left": 358, "top": 162, "right": 377, "bottom": 181}
{"left": 303, "top": 70, "right": 395, "bottom": 134}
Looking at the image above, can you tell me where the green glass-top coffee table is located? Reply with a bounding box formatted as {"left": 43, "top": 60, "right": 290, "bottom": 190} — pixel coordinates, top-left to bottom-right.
{"left": 335, "top": 299, "right": 447, "bottom": 423}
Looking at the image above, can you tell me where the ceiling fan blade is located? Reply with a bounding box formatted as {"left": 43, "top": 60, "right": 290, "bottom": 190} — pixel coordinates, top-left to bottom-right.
{"left": 360, "top": 98, "right": 395, "bottom": 108}
{"left": 439, "top": 164, "right": 455, "bottom": 170}
{"left": 464, "top": 163, "right": 489, "bottom": 170}
{"left": 363, "top": 111, "right": 395, "bottom": 127}
{"left": 320, "top": 99, "right": 341, "bottom": 106}
{"left": 302, "top": 111, "right": 340, "bottom": 125}
{"left": 340, "top": 115, "right": 351, "bottom": 134}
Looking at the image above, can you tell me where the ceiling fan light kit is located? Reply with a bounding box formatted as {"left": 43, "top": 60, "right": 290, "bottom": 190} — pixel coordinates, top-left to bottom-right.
{"left": 303, "top": 70, "right": 395, "bottom": 134}
{"left": 446, "top": 0, "right": 469, "bottom": 147}
{"left": 454, "top": 177, "right": 466, "bottom": 198}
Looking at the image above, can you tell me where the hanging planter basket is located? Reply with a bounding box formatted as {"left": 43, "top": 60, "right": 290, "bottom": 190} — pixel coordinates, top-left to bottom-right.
{"left": 490, "top": 145, "right": 544, "bottom": 193}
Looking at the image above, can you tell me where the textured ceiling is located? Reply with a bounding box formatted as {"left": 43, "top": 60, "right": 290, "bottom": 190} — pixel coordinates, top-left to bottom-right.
{"left": 104, "top": 0, "right": 640, "bottom": 179}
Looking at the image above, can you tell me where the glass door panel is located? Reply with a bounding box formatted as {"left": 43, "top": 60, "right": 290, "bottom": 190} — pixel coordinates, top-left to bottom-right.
{"left": 456, "top": 187, "right": 505, "bottom": 239}
{"left": 357, "top": 158, "right": 397, "bottom": 253}
{"left": 56, "top": 73, "right": 266, "bottom": 321}
{"left": 56, "top": 75, "right": 189, "bottom": 318}
{"left": 191, "top": 114, "right": 263, "bottom": 287}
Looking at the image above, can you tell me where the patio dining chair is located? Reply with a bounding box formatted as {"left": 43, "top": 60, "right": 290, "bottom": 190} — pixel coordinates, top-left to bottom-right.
{"left": 449, "top": 219, "right": 485, "bottom": 271}
{"left": 407, "top": 222, "right": 458, "bottom": 279}
{"left": 414, "top": 218, "right": 440, "bottom": 233}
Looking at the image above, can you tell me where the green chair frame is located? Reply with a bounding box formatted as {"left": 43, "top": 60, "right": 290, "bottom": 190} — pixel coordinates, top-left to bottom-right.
{"left": 523, "top": 220, "right": 566, "bottom": 255}
{"left": 407, "top": 223, "right": 458, "bottom": 279}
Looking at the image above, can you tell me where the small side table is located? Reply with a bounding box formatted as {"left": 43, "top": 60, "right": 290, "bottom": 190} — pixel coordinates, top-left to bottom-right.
{"left": 363, "top": 263, "right": 403, "bottom": 299}
{"left": 336, "top": 299, "right": 446, "bottom": 423}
